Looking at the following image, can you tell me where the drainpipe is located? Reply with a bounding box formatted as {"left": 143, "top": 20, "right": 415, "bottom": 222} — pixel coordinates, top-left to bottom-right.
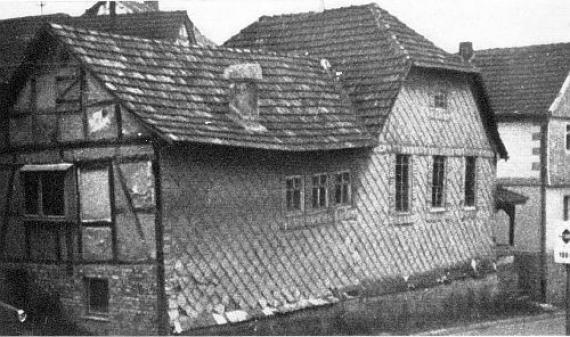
{"left": 540, "top": 119, "right": 548, "bottom": 302}
{"left": 0, "top": 300, "right": 26, "bottom": 323}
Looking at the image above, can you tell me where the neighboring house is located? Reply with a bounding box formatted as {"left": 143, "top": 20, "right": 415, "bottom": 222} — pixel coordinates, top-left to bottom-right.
{"left": 0, "top": 4, "right": 507, "bottom": 336}
{"left": 0, "top": 5, "right": 214, "bottom": 88}
{"left": 471, "top": 42, "right": 570, "bottom": 303}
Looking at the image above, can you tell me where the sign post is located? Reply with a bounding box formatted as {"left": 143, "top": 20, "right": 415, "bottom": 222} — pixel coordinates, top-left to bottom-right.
{"left": 554, "top": 226, "right": 570, "bottom": 335}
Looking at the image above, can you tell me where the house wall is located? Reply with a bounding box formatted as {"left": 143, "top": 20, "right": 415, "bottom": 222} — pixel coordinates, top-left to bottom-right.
{"left": 496, "top": 122, "right": 541, "bottom": 180}
{"left": 0, "top": 45, "right": 160, "bottom": 335}
{"left": 159, "top": 69, "right": 500, "bottom": 333}
{"left": 547, "top": 118, "right": 570, "bottom": 185}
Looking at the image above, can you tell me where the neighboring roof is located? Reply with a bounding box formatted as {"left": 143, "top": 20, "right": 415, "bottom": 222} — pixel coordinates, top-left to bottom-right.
{"left": 0, "top": 10, "right": 205, "bottom": 83}
{"left": 19, "top": 23, "right": 374, "bottom": 151}
{"left": 224, "top": 3, "right": 476, "bottom": 131}
{"left": 472, "top": 42, "right": 570, "bottom": 118}
{"left": 83, "top": 1, "right": 159, "bottom": 16}
{"left": 496, "top": 186, "right": 528, "bottom": 206}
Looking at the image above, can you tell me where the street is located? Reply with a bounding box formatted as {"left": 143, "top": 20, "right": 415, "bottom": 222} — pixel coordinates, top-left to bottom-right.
{"left": 421, "top": 311, "right": 566, "bottom": 335}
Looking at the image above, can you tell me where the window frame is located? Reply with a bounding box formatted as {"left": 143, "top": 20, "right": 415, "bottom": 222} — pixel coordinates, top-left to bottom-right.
{"left": 333, "top": 171, "right": 352, "bottom": 206}
{"left": 431, "top": 82, "right": 448, "bottom": 110}
{"left": 311, "top": 173, "right": 328, "bottom": 209}
{"left": 395, "top": 154, "right": 411, "bottom": 213}
{"left": 285, "top": 175, "right": 304, "bottom": 213}
{"left": 20, "top": 164, "right": 75, "bottom": 222}
{"left": 431, "top": 156, "right": 446, "bottom": 209}
{"left": 464, "top": 156, "right": 477, "bottom": 208}
{"left": 85, "top": 277, "right": 109, "bottom": 315}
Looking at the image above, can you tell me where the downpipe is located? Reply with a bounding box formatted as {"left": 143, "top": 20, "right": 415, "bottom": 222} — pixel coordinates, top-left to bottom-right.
{"left": 0, "top": 300, "right": 26, "bottom": 323}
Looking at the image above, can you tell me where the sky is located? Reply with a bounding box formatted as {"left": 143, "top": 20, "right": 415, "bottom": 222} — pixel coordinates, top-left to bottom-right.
{"left": 0, "top": 0, "right": 569, "bottom": 52}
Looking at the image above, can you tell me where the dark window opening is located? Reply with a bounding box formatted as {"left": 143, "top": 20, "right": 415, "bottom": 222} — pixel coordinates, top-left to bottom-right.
{"left": 23, "top": 171, "right": 66, "bottom": 217}
{"left": 464, "top": 157, "right": 476, "bottom": 207}
{"left": 334, "top": 172, "right": 351, "bottom": 205}
{"left": 312, "top": 174, "right": 327, "bottom": 209}
{"left": 431, "top": 156, "right": 445, "bottom": 208}
{"left": 87, "top": 278, "right": 109, "bottom": 314}
{"left": 395, "top": 154, "right": 410, "bottom": 212}
{"left": 286, "top": 176, "right": 302, "bottom": 211}
{"left": 563, "top": 195, "right": 570, "bottom": 221}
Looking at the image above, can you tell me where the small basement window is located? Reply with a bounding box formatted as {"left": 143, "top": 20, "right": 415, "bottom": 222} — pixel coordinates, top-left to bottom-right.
{"left": 286, "top": 176, "right": 303, "bottom": 212}
{"left": 334, "top": 171, "right": 351, "bottom": 206}
{"left": 21, "top": 164, "right": 74, "bottom": 219}
{"left": 86, "top": 278, "right": 109, "bottom": 314}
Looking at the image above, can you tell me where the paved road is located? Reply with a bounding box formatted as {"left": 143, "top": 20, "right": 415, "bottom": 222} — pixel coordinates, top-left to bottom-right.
{"left": 421, "top": 312, "right": 566, "bottom": 335}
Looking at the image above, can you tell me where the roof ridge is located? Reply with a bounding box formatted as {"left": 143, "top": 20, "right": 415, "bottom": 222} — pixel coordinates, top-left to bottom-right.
{"left": 475, "top": 41, "right": 570, "bottom": 53}
{"left": 366, "top": 5, "right": 410, "bottom": 61}
{"left": 257, "top": 2, "right": 377, "bottom": 21}
{"left": 0, "top": 13, "right": 70, "bottom": 24}
{"left": 79, "top": 9, "right": 188, "bottom": 18}
{"left": 49, "top": 22, "right": 331, "bottom": 64}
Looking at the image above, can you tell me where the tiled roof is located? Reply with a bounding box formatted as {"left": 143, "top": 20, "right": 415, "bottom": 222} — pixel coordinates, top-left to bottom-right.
{"left": 472, "top": 42, "right": 570, "bottom": 117}
{"left": 35, "top": 23, "right": 374, "bottom": 151}
{"left": 224, "top": 3, "right": 476, "bottom": 131}
{"left": 0, "top": 10, "right": 200, "bottom": 83}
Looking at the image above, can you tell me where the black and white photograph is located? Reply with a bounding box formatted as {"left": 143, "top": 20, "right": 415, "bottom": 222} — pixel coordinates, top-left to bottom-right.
{"left": 0, "top": 0, "right": 569, "bottom": 335}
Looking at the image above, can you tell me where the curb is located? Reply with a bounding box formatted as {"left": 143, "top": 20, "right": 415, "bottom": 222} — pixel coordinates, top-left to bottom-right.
{"left": 414, "top": 310, "right": 565, "bottom": 336}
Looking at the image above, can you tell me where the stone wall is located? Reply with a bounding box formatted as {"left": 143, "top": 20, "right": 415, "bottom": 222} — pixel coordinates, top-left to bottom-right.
{"left": 0, "top": 262, "right": 159, "bottom": 335}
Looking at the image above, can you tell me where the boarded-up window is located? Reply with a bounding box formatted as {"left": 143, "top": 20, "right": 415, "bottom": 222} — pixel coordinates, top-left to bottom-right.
{"left": 36, "top": 74, "right": 56, "bottom": 110}
{"left": 119, "top": 161, "right": 155, "bottom": 210}
{"left": 87, "top": 105, "right": 117, "bottom": 140}
{"left": 80, "top": 166, "right": 112, "bottom": 222}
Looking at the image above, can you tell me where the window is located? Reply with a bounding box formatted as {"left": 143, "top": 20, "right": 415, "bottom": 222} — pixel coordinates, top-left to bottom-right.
{"left": 79, "top": 166, "right": 112, "bottom": 222}
{"left": 395, "top": 154, "right": 410, "bottom": 212}
{"left": 464, "top": 157, "right": 476, "bottom": 207}
{"left": 286, "top": 176, "right": 303, "bottom": 212}
{"left": 312, "top": 173, "right": 327, "bottom": 209}
{"left": 334, "top": 171, "right": 351, "bottom": 205}
{"left": 21, "top": 164, "right": 74, "bottom": 219}
{"left": 86, "top": 278, "right": 109, "bottom": 314}
{"left": 564, "top": 196, "right": 570, "bottom": 221}
{"left": 432, "top": 85, "right": 448, "bottom": 109}
{"left": 431, "top": 156, "right": 446, "bottom": 208}
{"left": 566, "top": 125, "right": 570, "bottom": 151}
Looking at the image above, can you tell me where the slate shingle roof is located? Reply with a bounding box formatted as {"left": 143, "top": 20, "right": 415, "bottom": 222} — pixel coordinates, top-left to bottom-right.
{"left": 37, "top": 23, "right": 374, "bottom": 151}
{"left": 224, "top": 3, "right": 477, "bottom": 131}
{"left": 472, "top": 42, "right": 570, "bottom": 117}
{"left": 0, "top": 10, "right": 208, "bottom": 83}
{"left": 496, "top": 186, "right": 528, "bottom": 206}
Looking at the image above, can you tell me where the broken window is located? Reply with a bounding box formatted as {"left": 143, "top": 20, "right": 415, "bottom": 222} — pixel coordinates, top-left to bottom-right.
{"left": 86, "top": 278, "right": 109, "bottom": 314}
{"left": 395, "top": 154, "right": 410, "bottom": 212}
{"left": 21, "top": 164, "right": 74, "bottom": 219}
{"left": 431, "top": 156, "right": 446, "bottom": 208}
{"left": 312, "top": 173, "right": 327, "bottom": 209}
{"left": 286, "top": 176, "right": 303, "bottom": 212}
{"left": 80, "top": 166, "right": 112, "bottom": 222}
{"left": 334, "top": 171, "right": 351, "bottom": 206}
{"left": 464, "top": 157, "right": 476, "bottom": 207}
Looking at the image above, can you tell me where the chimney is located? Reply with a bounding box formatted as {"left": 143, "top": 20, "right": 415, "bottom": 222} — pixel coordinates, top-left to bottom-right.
{"left": 109, "top": 1, "right": 116, "bottom": 16}
{"left": 459, "top": 41, "right": 474, "bottom": 62}
{"left": 144, "top": 1, "right": 159, "bottom": 11}
{"left": 224, "top": 64, "right": 263, "bottom": 121}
